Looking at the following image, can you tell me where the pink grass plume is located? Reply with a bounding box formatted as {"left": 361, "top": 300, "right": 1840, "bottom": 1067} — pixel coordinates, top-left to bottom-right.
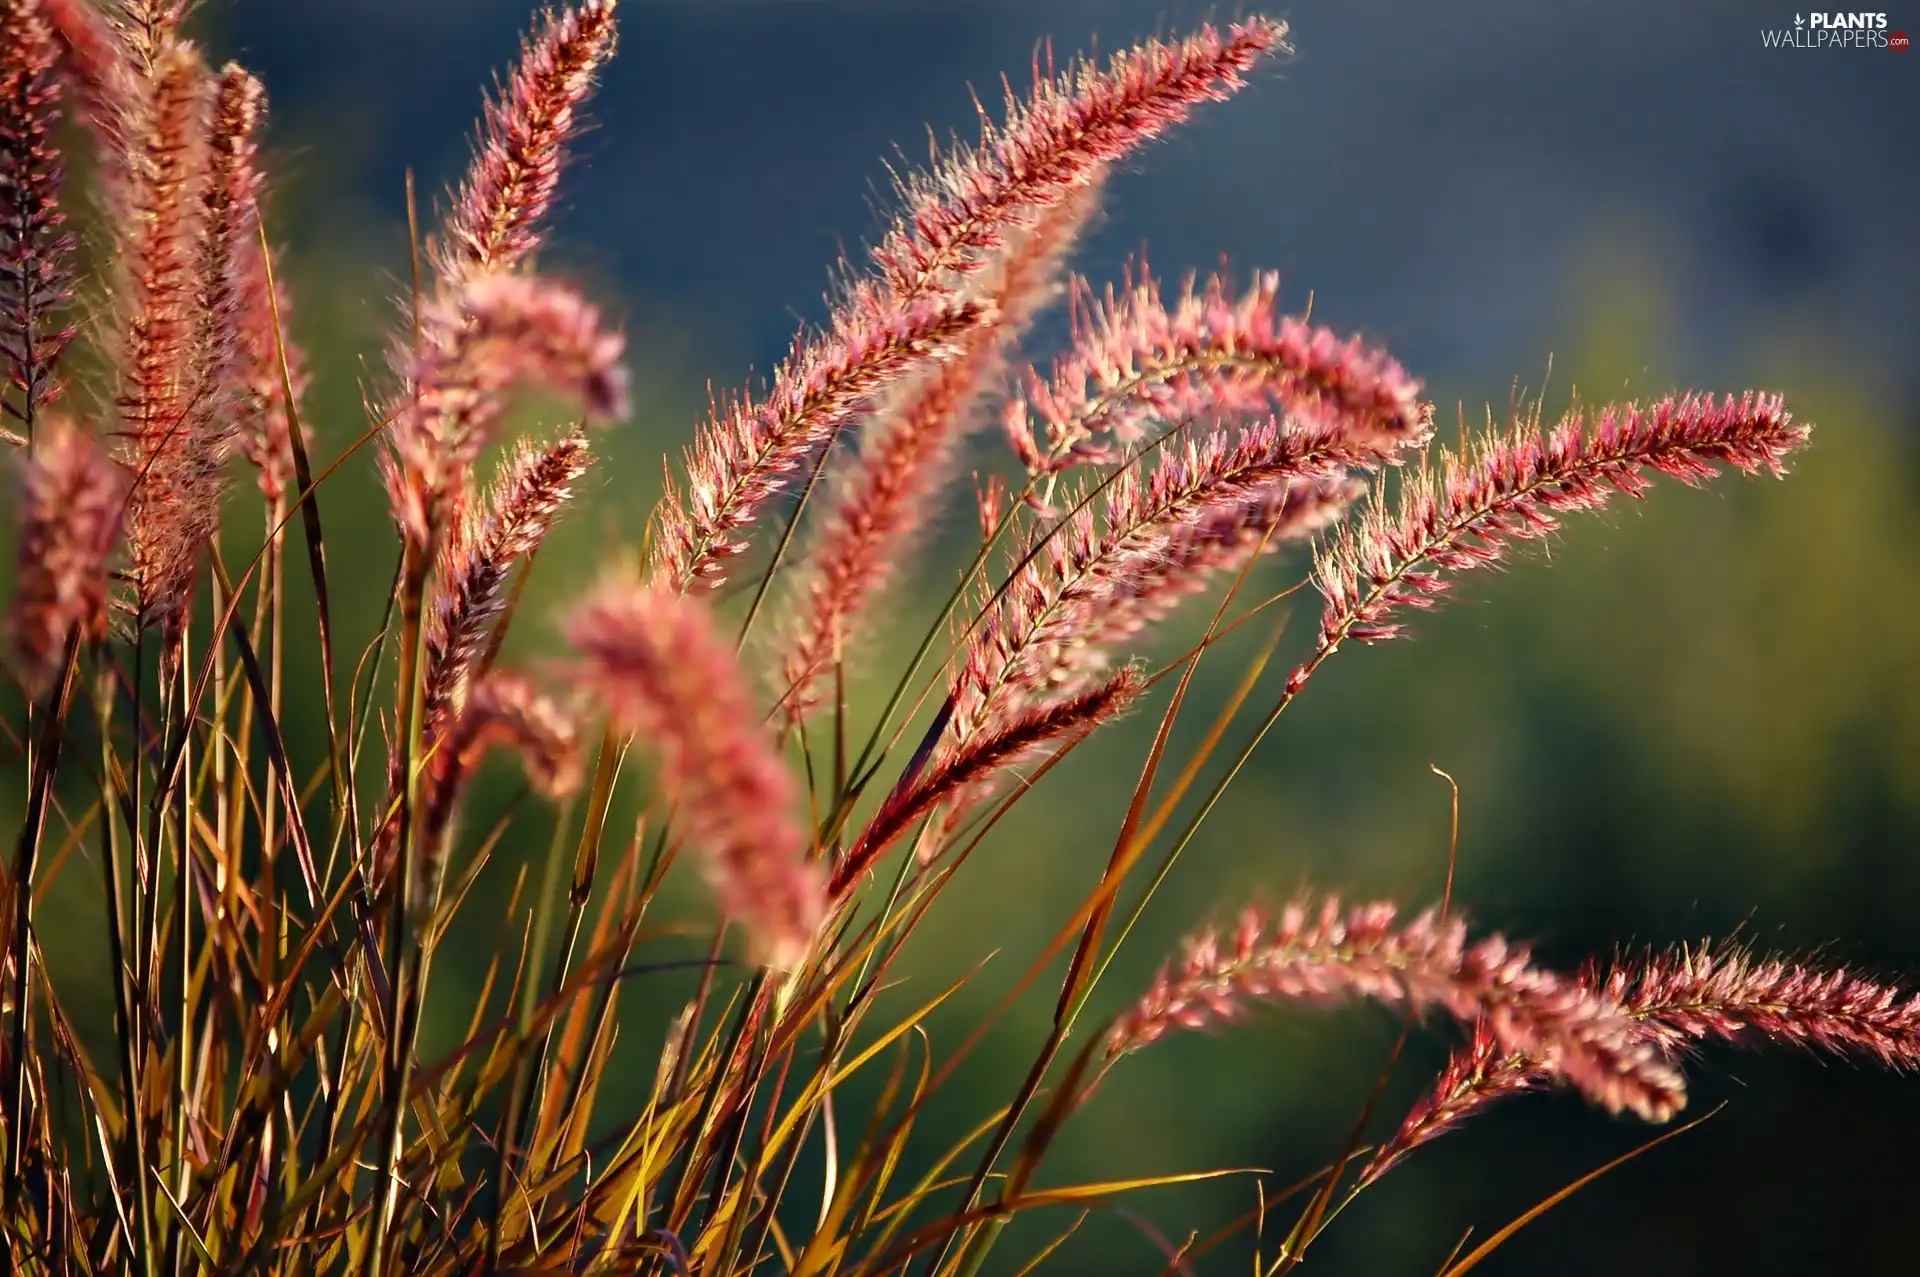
{"left": 420, "top": 670, "right": 584, "bottom": 850}
{"left": 652, "top": 17, "right": 1285, "bottom": 596}
{"left": 950, "top": 417, "right": 1369, "bottom": 752}
{"left": 1302, "top": 392, "right": 1810, "bottom": 684}
{"left": 1358, "top": 1023, "right": 1541, "bottom": 1188}
{"left": 231, "top": 230, "right": 303, "bottom": 499}
{"left": 176, "top": 62, "right": 261, "bottom": 466}
{"left": 873, "top": 19, "right": 1287, "bottom": 305}
{"left": 1007, "top": 268, "right": 1429, "bottom": 477}
{"left": 1599, "top": 943, "right": 1920, "bottom": 1068}
{"left": 780, "top": 192, "right": 1100, "bottom": 722}
{"left": 1362, "top": 943, "right": 1920, "bottom": 1187}
{"left": 384, "top": 272, "right": 627, "bottom": 548}
{"left": 0, "top": 0, "right": 80, "bottom": 441}
{"left": 210, "top": 63, "right": 305, "bottom": 501}
{"left": 564, "top": 580, "right": 826, "bottom": 969}
{"left": 651, "top": 296, "right": 988, "bottom": 593}
{"left": 107, "top": 2, "right": 189, "bottom": 73}
{"left": 424, "top": 428, "right": 592, "bottom": 731}
{"left": 834, "top": 665, "right": 1143, "bottom": 894}
{"left": 111, "top": 37, "right": 216, "bottom": 632}
{"left": 439, "top": 0, "right": 617, "bottom": 287}
{"left": 1108, "top": 896, "right": 1686, "bottom": 1121}
{"left": 6, "top": 417, "right": 128, "bottom": 695}
{"left": 39, "top": 0, "right": 121, "bottom": 132}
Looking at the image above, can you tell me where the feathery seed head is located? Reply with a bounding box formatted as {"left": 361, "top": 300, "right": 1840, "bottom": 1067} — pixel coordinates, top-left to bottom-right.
{"left": 231, "top": 235, "right": 304, "bottom": 499}
{"left": 109, "top": 1, "right": 189, "bottom": 74}
{"left": 1, "top": 0, "right": 80, "bottom": 437}
{"left": 652, "top": 296, "right": 989, "bottom": 594}
{"left": 779, "top": 195, "right": 1101, "bottom": 723}
{"left": 1007, "top": 268, "right": 1429, "bottom": 477}
{"left": 110, "top": 35, "right": 209, "bottom": 434}
{"left": 385, "top": 273, "right": 626, "bottom": 547}
{"left": 1362, "top": 941, "right": 1920, "bottom": 1187}
{"left": 565, "top": 580, "right": 826, "bottom": 969}
{"left": 424, "top": 428, "right": 592, "bottom": 729}
{"left": 1309, "top": 392, "right": 1810, "bottom": 661}
{"left": 39, "top": 0, "right": 122, "bottom": 129}
{"left": 834, "top": 665, "right": 1144, "bottom": 893}
{"left": 7, "top": 418, "right": 128, "bottom": 694}
{"left": 652, "top": 15, "right": 1284, "bottom": 598}
{"left": 1600, "top": 944, "right": 1920, "bottom": 1069}
{"left": 421, "top": 670, "right": 584, "bottom": 855}
{"left": 440, "top": 0, "right": 618, "bottom": 287}
{"left": 458, "top": 671, "right": 583, "bottom": 798}
{"left": 949, "top": 417, "right": 1370, "bottom": 751}
{"left": 175, "top": 62, "right": 262, "bottom": 467}
{"left": 1109, "top": 896, "right": 1686, "bottom": 1122}
{"left": 1360, "top": 1025, "right": 1542, "bottom": 1187}
{"left": 874, "top": 19, "right": 1287, "bottom": 305}
{"left": 112, "top": 38, "right": 224, "bottom": 632}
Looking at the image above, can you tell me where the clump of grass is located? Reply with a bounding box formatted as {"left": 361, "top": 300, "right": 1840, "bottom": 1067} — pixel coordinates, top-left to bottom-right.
{"left": 0, "top": 2, "right": 1909, "bottom": 1273}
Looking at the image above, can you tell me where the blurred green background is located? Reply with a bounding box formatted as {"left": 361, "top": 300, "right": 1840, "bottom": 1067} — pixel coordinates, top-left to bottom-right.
{"left": 7, "top": 1, "right": 1919, "bottom": 1272}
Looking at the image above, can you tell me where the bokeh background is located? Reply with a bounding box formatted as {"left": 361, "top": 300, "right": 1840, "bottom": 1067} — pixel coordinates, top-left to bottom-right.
{"left": 14, "top": 0, "right": 1920, "bottom": 1272}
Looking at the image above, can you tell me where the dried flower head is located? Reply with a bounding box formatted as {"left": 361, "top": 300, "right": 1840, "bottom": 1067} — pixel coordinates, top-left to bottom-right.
{"left": 424, "top": 427, "right": 592, "bottom": 730}
{"left": 1305, "top": 392, "right": 1810, "bottom": 673}
{"left": 7, "top": 418, "right": 128, "bottom": 694}
{"left": 950, "top": 417, "right": 1370, "bottom": 752}
{"left": 1108, "top": 896, "right": 1686, "bottom": 1121}
{"left": 439, "top": 0, "right": 618, "bottom": 287}
{"left": 780, "top": 192, "right": 1100, "bottom": 722}
{"left": 421, "top": 670, "right": 583, "bottom": 851}
{"left": 384, "top": 273, "right": 627, "bottom": 547}
{"left": 834, "top": 665, "right": 1144, "bottom": 893}
{"left": 651, "top": 297, "right": 988, "bottom": 593}
{"left": 1007, "top": 268, "right": 1430, "bottom": 477}
{"left": 1, "top": 0, "right": 80, "bottom": 439}
{"left": 564, "top": 580, "right": 826, "bottom": 968}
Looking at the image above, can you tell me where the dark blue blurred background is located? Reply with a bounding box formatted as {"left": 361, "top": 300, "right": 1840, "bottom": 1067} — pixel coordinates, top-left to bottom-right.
{"left": 226, "top": 0, "right": 1916, "bottom": 402}
{"left": 61, "top": 1, "right": 1920, "bottom": 1271}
